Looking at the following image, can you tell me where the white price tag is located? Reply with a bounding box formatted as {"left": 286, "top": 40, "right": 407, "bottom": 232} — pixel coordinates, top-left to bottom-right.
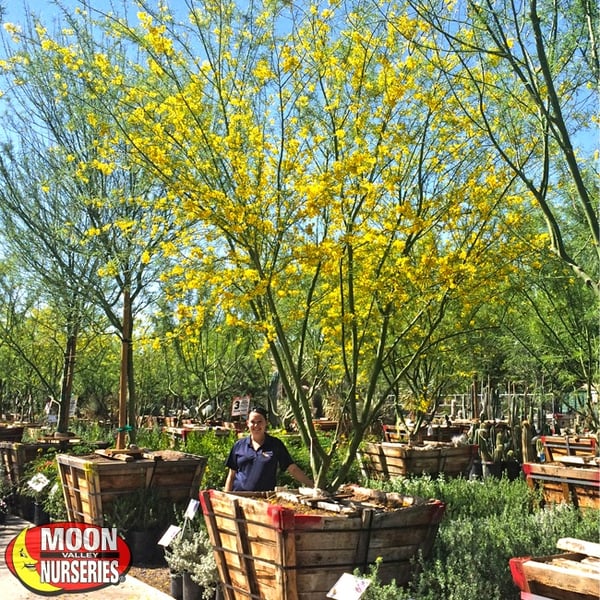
{"left": 326, "top": 573, "right": 371, "bottom": 599}
{"left": 184, "top": 499, "right": 200, "bottom": 519}
{"left": 158, "top": 525, "right": 181, "bottom": 547}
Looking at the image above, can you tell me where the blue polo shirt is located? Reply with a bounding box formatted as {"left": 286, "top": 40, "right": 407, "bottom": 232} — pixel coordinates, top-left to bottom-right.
{"left": 225, "top": 434, "right": 294, "bottom": 492}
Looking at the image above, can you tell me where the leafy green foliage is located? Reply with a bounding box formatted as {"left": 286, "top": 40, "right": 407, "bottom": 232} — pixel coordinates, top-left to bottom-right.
{"left": 102, "top": 486, "right": 178, "bottom": 533}
{"left": 16, "top": 443, "right": 96, "bottom": 520}
{"left": 136, "top": 425, "right": 173, "bottom": 452}
{"left": 362, "top": 477, "right": 600, "bottom": 599}
{"left": 278, "top": 431, "right": 363, "bottom": 488}
{"left": 178, "top": 429, "right": 237, "bottom": 490}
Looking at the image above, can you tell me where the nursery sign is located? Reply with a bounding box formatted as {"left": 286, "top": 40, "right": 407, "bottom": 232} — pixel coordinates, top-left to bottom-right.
{"left": 5, "top": 522, "right": 131, "bottom": 595}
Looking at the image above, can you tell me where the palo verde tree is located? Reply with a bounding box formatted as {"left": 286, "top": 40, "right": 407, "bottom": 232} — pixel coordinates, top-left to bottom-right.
{"left": 69, "top": 0, "right": 537, "bottom": 488}
{"left": 0, "top": 258, "right": 69, "bottom": 420}
{"left": 399, "top": 0, "right": 599, "bottom": 296}
{"left": 394, "top": 0, "right": 599, "bottom": 422}
{"left": 0, "top": 6, "right": 183, "bottom": 444}
{"left": 0, "top": 15, "right": 105, "bottom": 434}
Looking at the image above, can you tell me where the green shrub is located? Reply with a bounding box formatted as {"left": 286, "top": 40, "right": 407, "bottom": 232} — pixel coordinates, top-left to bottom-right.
{"left": 180, "top": 429, "right": 237, "bottom": 490}
{"left": 278, "top": 431, "right": 362, "bottom": 488}
{"left": 135, "top": 426, "right": 172, "bottom": 450}
{"left": 362, "top": 477, "right": 600, "bottom": 600}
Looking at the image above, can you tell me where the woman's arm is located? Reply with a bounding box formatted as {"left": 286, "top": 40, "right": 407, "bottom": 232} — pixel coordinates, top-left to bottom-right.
{"left": 286, "top": 463, "right": 314, "bottom": 488}
{"left": 224, "top": 468, "right": 236, "bottom": 492}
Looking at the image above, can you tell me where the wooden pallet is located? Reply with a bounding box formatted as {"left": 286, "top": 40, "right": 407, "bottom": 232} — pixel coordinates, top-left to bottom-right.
{"left": 510, "top": 538, "right": 600, "bottom": 600}
{"left": 523, "top": 461, "right": 600, "bottom": 510}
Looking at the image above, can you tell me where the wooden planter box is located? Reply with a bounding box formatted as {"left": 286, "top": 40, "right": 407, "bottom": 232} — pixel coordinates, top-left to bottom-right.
{"left": 56, "top": 450, "right": 207, "bottom": 526}
{"left": 0, "top": 425, "right": 25, "bottom": 443}
{"left": 382, "top": 423, "right": 467, "bottom": 443}
{"left": 540, "top": 435, "right": 597, "bottom": 463}
{"left": 312, "top": 419, "right": 338, "bottom": 432}
{"left": 359, "top": 441, "right": 477, "bottom": 479}
{"left": 0, "top": 440, "right": 105, "bottom": 487}
{"left": 510, "top": 537, "right": 600, "bottom": 600}
{"left": 523, "top": 460, "right": 600, "bottom": 509}
{"left": 200, "top": 486, "right": 445, "bottom": 600}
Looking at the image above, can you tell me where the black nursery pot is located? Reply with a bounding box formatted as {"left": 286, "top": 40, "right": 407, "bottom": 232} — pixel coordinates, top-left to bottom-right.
{"left": 170, "top": 572, "right": 183, "bottom": 600}
{"left": 503, "top": 460, "right": 522, "bottom": 481}
{"left": 34, "top": 502, "right": 51, "bottom": 525}
{"left": 469, "top": 458, "right": 483, "bottom": 480}
{"left": 482, "top": 461, "right": 503, "bottom": 479}
{"left": 182, "top": 572, "right": 202, "bottom": 600}
{"left": 126, "top": 529, "right": 165, "bottom": 566}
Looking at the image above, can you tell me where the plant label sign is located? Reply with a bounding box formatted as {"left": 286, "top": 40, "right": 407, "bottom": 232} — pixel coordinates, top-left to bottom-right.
{"left": 184, "top": 498, "right": 200, "bottom": 520}
{"left": 158, "top": 525, "right": 181, "bottom": 547}
{"left": 327, "top": 573, "right": 371, "bottom": 600}
{"left": 231, "top": 395, "right": 250, "bottom": 417}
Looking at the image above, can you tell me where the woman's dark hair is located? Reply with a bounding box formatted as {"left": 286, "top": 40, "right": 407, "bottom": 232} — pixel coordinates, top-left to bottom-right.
{"left": 249, "top": 406, "right": 268, "bottom": 419}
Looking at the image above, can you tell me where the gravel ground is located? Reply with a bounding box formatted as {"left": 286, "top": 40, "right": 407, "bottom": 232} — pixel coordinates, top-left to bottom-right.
{"left": 128, "top": 565, "right": 172, "bottom": 596}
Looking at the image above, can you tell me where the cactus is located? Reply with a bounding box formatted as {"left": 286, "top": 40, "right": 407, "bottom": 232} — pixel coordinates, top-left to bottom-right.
{"left": 521, "top": 420, "right": 535, "bottom": 463}
{"left": 492, "top": 431, "right": 505, "bottom": 463}
{"left": 476, "top": 422, "right": 493, "bottom": 462}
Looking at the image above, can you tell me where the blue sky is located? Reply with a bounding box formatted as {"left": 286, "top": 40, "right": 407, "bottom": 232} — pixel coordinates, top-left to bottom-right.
{"left": 3, "top": 0, "right": 596, "bottom": 156}
{"left": 4, "top": 1, "right": 139, "bottom": 26}
{"left": 6, "top": 1, "right": 85, "bottom": 22}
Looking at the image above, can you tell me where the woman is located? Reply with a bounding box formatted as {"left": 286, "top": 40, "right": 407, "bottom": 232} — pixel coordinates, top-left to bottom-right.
{"left": 224, "top": 406, "right": 314, "bottom": 492}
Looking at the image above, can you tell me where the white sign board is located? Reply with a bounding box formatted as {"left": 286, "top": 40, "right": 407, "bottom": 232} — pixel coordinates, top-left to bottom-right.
{"left": 69, "top": 395, "right": 78, "bottom": 417}
{"left": 184, "top": 499, "right": 200, "bottom": 520}
{"left": 326, "top": 573, "right": 371, "bottom": 599}
{"left": 231, "top": 395, "right": 251, "bottom": 417}
{"left": 158, "top": 525, "right": 181, "bottom": 547}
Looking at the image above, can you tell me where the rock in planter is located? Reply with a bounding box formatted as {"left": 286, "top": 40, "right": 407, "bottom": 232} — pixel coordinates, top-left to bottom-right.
{"left": 200, "top": 485, "right": 445, "bottom": 600}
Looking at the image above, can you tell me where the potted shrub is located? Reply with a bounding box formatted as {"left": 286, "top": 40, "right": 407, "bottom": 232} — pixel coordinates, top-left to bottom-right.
{"left": 164, "top": 516, "right": 218, "bottom": 600}
{"left": 19, "top": 471, "right": 52, "bottom": 525}
{"left": 0, "top": 463, "right": 14, "bottom": 521}
{"left": 16, "top": 445, "right": 83, "bottom": 523}
{"left": 0, "top": 496, "right": 8, "bottom": 525}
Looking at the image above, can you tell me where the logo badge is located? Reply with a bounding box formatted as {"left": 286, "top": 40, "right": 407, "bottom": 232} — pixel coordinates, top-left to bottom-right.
{"left": 5, "top": 522, "right": 132, "bottom": 595}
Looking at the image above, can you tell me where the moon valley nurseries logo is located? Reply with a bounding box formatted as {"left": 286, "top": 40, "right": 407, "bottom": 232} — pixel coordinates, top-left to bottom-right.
{"left": 5, "top": 522, "right": 132, "bottom": 595}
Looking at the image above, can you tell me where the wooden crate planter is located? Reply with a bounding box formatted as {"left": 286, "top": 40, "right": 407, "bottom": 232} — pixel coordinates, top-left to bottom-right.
{"left": 200, "top": 485, "right": 445, "bottom": 600}
{"left": 0, "top": 425, "right": 24, "bottom": 443}
{"left": 540, "top": 435, "right": 597, "bottom": 463}
{"left": 510, "top": 537, "right": 600, "bottom": 600}
{"left": 312, "top": 419, "right": 338, "bottom": 432}
{"left": 382, "top": 423, "right": 467, "bottom": 443}
{"left": 523, "top": 459, "right": 600, "bottom": 509}
{"left": 359, "top": 441, "right": 477, "bottom": 479}
{"left": 56, "top": 450, "right": 207, "bottom": 526}
{"left": 0, "top": 440, "right": 97, "bottom": 487}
